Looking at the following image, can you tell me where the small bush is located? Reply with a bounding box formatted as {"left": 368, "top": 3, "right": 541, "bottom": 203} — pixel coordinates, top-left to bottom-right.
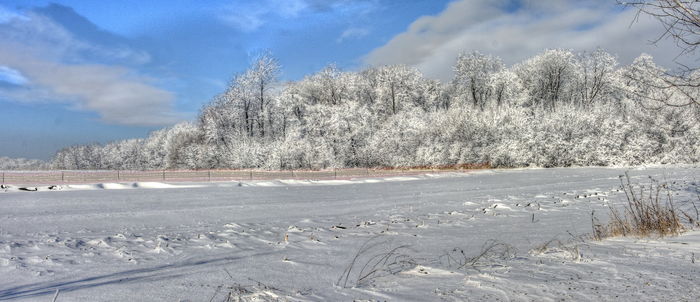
{"left": 593, "top": 173, "right": 684, "bottom": 239}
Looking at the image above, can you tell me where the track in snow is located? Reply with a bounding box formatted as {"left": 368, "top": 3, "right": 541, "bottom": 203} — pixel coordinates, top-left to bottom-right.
{"left": 0, "top": 167, "right": 698, "bottom": 301}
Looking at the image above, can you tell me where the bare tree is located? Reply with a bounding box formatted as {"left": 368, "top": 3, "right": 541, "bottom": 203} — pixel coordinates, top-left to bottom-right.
{"left": 622, "top": 0, "right": 700, "bottom": 56}
{"left": 620, "top": 0, "right": 700, "bottom": 107}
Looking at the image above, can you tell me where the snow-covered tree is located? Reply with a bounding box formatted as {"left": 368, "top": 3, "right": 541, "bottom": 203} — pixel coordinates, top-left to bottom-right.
{"left": 453, "top": 51, "right": 505, "bottom": 109}
{"left": 0, "top": 157, "right": 48, "bottom": 170}
{"left": 46, "top": 49, "right": 700, "bottom": 171}
{"left": 516, "top": 49, "right": 578, "bottom": 110}
{"left": 573, "top": 49, "right": 619, "bottom": 107}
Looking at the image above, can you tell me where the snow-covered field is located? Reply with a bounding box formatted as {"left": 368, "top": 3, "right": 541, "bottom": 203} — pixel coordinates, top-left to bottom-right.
{"left": 0, "top": 167, "right": 698, "bottom": 301}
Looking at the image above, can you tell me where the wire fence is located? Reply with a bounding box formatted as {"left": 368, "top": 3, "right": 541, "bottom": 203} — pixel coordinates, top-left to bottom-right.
{"left": 0, "top": 168, "right": 469, "bottom": 185}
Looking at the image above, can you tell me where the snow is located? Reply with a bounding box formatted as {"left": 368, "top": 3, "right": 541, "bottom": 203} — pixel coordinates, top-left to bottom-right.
{"left": 0, "top": 182, "right": 207, "bottom": 193}
{"left": 0, "top": 167, "right": 698, "bottom": 301}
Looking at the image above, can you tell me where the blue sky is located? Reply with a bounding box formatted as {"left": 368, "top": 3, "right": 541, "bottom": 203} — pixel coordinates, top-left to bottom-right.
{"left": 0, "top": 0, "right": 683, "bottom": 159}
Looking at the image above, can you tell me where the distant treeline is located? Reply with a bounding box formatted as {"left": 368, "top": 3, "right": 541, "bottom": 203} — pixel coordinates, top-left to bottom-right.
{"left": 0, "top": 157, "right": 49, "bottom": 170}
{"left": 43, "top": 49, "right": 700, "bottom": 170}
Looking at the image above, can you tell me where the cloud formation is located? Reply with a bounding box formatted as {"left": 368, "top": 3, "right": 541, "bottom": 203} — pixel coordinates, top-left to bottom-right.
{"left": 219, "top": 0, "right": 312, "bottom": 32}
{"left": 364, "top": 0, "right": 685, "bottom": 81}
{"left": 0, "top": 66, "right": 27, "bottom": 85}
{"left": 219, "top": 0, "right": 378, "bottom": 32}
{"left": 337, "top": 27, "right": 370, "bottom": 43}
{"left": 0, "top": 5, "right": 181, "bottom": 126}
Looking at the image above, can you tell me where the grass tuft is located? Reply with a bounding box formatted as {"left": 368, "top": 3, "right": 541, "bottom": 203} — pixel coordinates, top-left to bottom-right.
{"left": 336, "top": 236, "right": 417, "bottom": 288}
{"left": 593, "top": 172, "right": 685, "bottom": 240}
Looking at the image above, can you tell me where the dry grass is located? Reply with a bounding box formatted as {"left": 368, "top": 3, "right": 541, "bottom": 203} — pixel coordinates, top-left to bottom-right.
{"left": 336, "top": 237, "right": 417, "bottom": 288}
{"left": 337, "top": 237, "right": 516, "bottom": 288}
{"left": 592, "top": 173, "right": 685, "bottom": 240}
{"left": 438, "top": 240, "right": 517, "bottom": 270}
{"left": 529, "top": 238, "right": 582, "bottom": 261}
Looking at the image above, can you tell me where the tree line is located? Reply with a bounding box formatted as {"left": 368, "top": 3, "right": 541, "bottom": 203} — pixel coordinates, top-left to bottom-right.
{"left": 46, "top": 49, "right": 699, "bottom": 170}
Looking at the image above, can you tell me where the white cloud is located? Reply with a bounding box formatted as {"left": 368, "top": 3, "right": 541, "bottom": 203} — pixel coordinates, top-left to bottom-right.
{"left": 1, "top": 10, "right": 150, "bottom": 65}
{"left": 0, "top": 8, "right": 181, "bottom": 126}
{"left": 364, "top": 0, "right": 685, "bottom": 81}
{"left": 0, "top": 5, "right": 27, "bottom": 23}
{"left": 219, "top": 0, "right": 309, "bottom": 32}
{"left": 337, "top": 27, "right": 370, "bottom": 43}
{"left": 0, "top": 66, "right": 27, "bottom": 85}
{"left": 219, "top": 0, "right": 379, "bottom": 32}
{"left": 0, "top": 49, "right": 180, "bottom": 126}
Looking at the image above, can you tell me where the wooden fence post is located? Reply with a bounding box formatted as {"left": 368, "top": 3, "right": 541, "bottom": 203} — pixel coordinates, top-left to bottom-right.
{"left": 162, "top": 170, "right": 166, "bottom": 181}
{"left": 208, "top": 170, "right": 211, "bottom": 182}
{"left": 249, "top": 170, "right": 253, "bottom": 180}
{"left": 61, "top": 171, "right": 65, "bottom": 182}
{"left": 1, "top": 172, "right": 4, "bottom": 184}
{"left": 334, "top": 168, "right": 337, "bottom": 179}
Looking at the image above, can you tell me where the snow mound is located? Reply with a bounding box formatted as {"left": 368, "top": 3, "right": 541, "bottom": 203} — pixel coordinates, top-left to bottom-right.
{"left": 132, "top": 182, "right": 180, "bottom": 189}
{"left": 65, "top": 184, "right": 99, "bottom": 190}
{"left": 98, "top": 183, "right": 131, "bottom": 190}
{"left": 60, "top": 182, "right": 205, "bottom": 191}
{"left": 242, "top": 174, "right": 442, "bottom": 187}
